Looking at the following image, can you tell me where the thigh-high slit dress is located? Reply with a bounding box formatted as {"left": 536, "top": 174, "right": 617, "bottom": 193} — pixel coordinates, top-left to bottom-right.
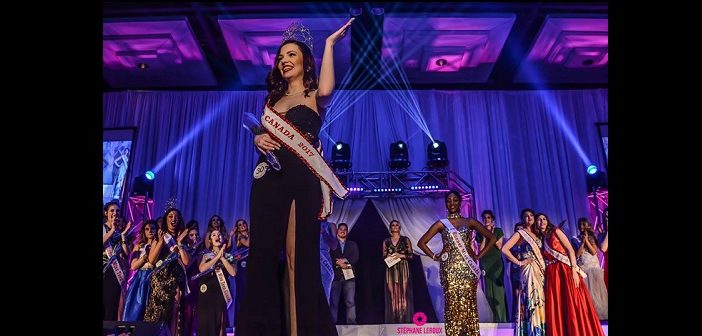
{"left": 236, "top": 104, "right": 338, "bottom": 336}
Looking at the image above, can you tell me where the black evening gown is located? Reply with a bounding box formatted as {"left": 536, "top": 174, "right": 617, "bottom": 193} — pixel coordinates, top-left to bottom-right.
{"left": 237, "top": 105, "right": 337, "bottom": 336}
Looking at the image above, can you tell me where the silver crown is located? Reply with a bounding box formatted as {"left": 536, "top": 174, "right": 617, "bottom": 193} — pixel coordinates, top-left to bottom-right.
{"left": 164, "top": 197, "right": 178, "bottom": 212}
{"left": 282, "top": 21, "right": 314, "bottom": 52}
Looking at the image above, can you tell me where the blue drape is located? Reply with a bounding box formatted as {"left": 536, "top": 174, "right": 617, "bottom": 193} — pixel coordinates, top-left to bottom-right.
{"left": 104, "top": 88, "right": 607, "bottom": 321}
{"left": 103, "top": 89, "right": 607, "bottom": 236}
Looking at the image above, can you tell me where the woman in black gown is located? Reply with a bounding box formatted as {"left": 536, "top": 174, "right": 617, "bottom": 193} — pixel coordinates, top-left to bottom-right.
{"left": 236, "top": 18, "right": 354, "bottom": 336}
{"left": 233, "top": 219, "right": 250, "bottom": 326}
{"left": 102, "top": 200, "right": 128, "bottom": 321}
{"left": 197, "top": 230, "right": 236, "bottom": 336}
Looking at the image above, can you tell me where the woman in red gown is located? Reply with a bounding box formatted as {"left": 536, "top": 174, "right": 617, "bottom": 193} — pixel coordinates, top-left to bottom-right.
{"left": 536, "top": 213, "right": 604, "bottom": 336}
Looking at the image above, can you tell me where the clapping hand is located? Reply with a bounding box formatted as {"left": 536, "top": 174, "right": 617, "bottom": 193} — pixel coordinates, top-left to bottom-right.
{"left": 177, "top": 229, "right": 189, "bottom": 245}
{"left": 158, "top": 229, "right": 165, "bottom": 241}
{"left": 217, "top": 243, "right": 228, "bottom": 259}
{"left": 123, "top": 221, "right": 132, "bottom": 235}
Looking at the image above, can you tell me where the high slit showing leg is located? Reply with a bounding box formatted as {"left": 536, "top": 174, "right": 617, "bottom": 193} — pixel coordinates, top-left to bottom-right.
{"left": 237, "top": 105, "right": 338, "bottom": 336}
{"left": 286, "top": 201, "right": 297, "bottom": 336}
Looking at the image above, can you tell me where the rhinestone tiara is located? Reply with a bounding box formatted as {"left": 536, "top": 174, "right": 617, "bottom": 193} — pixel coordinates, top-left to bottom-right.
{"left": 164, "top": 197, "right": 178, "bottom": 213}
{"left": 282, "top": 21, "right": 314, "bottom": 52}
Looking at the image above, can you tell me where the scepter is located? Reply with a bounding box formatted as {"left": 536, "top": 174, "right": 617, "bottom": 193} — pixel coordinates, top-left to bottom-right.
{"left": 243, "top": 112, "right": 281, "bottom": 171}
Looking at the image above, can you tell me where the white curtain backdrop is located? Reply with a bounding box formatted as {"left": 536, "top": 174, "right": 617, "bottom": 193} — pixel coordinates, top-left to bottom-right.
{"left": 325, "top": 198, "right": 369, "bottom": 232}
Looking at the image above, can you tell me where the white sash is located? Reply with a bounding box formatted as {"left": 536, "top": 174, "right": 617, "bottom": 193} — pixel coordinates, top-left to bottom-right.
{"left": 215, "top": 267, "right": 233, "bottom": 308}
{"left": 262, "top": 106, "right": 348, "bottom": 219}
{"left": 543, "top": 239, "right": 588, "bottom": 278}
{"left": 105, "top": 245, "right": 126, "bottom": 288}
{"left": 163, "top": 232, "right": 191, "bottom": 295}
{"left": 163, "top": 233, "right": 177, "bottom": 251}
{"left": 199, "top": 252, "right": 233, "bottom": 307}
{"left": 516, "top": 229, "right": 546, "bottom": 274}
{"left": 440, "top": 219, "right": 481, "bottom": 278}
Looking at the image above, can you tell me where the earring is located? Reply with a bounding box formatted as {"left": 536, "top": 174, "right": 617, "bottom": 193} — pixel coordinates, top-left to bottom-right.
{"left": 306, "top": 66, "right": 311, "bottom": 72}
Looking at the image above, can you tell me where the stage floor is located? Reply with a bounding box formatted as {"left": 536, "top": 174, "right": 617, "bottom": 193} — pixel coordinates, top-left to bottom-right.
{"left": 337, "top": 323, "right": 608, "bottom": 336}
{"left": 224, "top": 322, "right": 609, "bottom": 336}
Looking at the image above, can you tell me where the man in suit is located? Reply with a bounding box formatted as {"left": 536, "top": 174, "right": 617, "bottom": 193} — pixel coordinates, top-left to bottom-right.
{"left": 328, "top": 223, "right": 359, "bottom": 324}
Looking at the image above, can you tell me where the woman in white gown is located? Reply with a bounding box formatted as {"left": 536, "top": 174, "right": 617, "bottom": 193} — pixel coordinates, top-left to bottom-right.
{"left": 572, "top": 218, "right": 608, "bottom": 320}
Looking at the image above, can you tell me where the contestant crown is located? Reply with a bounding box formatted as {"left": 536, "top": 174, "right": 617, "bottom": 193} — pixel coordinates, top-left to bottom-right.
{"left": 282, "top": 21, "right": 314, "bottom": 52}
{"left": 164, "top": 197, "right": 178, "bottom": 212}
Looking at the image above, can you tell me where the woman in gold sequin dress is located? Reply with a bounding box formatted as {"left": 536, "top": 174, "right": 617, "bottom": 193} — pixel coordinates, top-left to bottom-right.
{"left": 418, "top": 191, "right": 497, "bottom": 336}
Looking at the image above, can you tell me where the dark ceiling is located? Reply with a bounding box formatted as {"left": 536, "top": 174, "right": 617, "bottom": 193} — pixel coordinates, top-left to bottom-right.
{"left": 103, "top": 2, "right": 608, "bottom": 91}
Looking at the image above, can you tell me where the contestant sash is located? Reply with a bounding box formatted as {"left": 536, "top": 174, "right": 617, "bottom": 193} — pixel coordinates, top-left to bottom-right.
{"left": 543, "top": 239, "right": 588, "bottom": 278}
{"left": 440, "top": 219, "right": 481, "bottom": 278}
{"left": 163, "top": 232, "right": 191, "bottom": 295}
{"left": 516, "top": 229, "right": 546, "bottom": 274}
{"left": 105, "top": 245, "right": 126, "bottom": 287}
{"left": 215, "top": 266, "right": 233, "bottom": 308}
{"left": 163, "top": 233, "right": 177, "bottom": 252}
{"left": 262, "top": 106, "right": 348, "bottom": 218}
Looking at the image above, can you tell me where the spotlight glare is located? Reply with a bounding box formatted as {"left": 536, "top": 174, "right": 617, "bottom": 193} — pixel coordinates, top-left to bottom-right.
{"left": 145, "top": 171, "right": 155, "bottom": 180}
{"left": 332, "top": 141, "right": 351, "bottom": 170}
{"left": 586, "top": 164, "right": 598, "bottom": 175}
{"left": 389, "top": 141, "right": 410, "bottom": 169}
{"left": 427, "top": 140, "right": 448, "bottom": 168}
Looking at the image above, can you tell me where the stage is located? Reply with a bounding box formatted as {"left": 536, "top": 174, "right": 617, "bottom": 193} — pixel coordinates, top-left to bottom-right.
{"left": 334, "top": 323, "right": 609, "bottom": 336}
{"left": 222, "top": 322, "right": 609, "bottom": 335}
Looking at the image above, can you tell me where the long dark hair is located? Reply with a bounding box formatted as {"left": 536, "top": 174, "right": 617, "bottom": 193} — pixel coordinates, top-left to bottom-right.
{"left": 103, "top": 200, "right": 120, "bottom": 223}
{"left": 207, "top": 215, "right": 227, "bottom": 235}
{"left": 265, "top": 40, "right": 318, "bottom": 105}
{"left": 163, "top": 208, "right": 185, "bottom": 235}
{"left": 520, "top": 208, "right": 535, "bottom": 222}
{"left": 234, "top": 218, "right": 248, "bottom": 236}
{"left": 536, "top": 212, "right": 556, "bottom": 238}
{"left": 577, "top": 217, "right": 597, "bottom": 245}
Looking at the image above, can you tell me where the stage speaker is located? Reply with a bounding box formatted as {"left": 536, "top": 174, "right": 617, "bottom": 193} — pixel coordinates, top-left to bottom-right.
{"left": 102, "top": 321, "right": 171, "bottom": 336}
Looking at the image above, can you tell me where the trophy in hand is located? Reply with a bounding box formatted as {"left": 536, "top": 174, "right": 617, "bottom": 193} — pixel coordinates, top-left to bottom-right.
{"left": 243, "top": 112, "right": 282, "bottom": 171}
